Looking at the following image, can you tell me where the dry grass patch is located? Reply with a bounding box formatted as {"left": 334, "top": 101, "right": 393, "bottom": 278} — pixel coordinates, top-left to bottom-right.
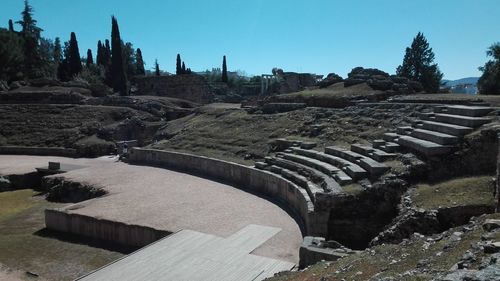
{"left": 411, "top": 176, "right": 495, "bottom": 210}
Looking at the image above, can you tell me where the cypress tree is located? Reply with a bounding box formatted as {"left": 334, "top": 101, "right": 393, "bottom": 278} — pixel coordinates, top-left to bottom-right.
{"left": 8, "top": 20, "right": 14, "bottom": 32}
{"left": 136, "top": 48, "right": 145, "bottom": 75}
{"left": 176, "top": 54, "right": 182, "bottom": 75}
{"left": 111, "top": 16, "right": 127, "bottom": 95}
{"left": 103, "top": 39, "right": 112, "bottom": 86}
{"left": 104, "top": 39, "right": 111, "bottom": 64}
{"left": 67, "top": 32, "right": 82, "bottom": 77}
{"left": 96, "top": 41, "right": 102, "bottom": 66}
{"left": 182, "top": 61, "right": 186, "bottom": 74}
{"left": 222, "top": 55, "right": 228, "bottom": 82}
{"left": 155, "top": 59, "right": 160, "bottom": 76}
{"left": 86, "top": 49, "right": 93, "bottom": 67}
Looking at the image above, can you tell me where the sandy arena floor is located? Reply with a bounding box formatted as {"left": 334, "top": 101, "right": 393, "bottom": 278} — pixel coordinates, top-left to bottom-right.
{"left": 0, "top": 155, "right": 303, "bottom": 263}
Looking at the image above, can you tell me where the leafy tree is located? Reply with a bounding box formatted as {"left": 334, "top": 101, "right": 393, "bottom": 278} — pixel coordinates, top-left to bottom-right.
{"left": 396, "top": 32, "right": 443, "bottom": 93}
{"left": 57, "top": 41, "right": 70, "bottom": 81}
{"left": 135, "top": 48, "right": 145, "bottom": 75}
{"left": 67, "top": 32, "right": 82, "bottom": 77}
{"left": 38, "top": 37, "right": 56, "bottom": 77}
{"left": 155, "top": 59, "right": 160, "bottom": 76}
{"left": 122, "top": 42, "right": 136, "bottom": 77}
{"left": 222, "top": 55, "right": 228, "bottom": 82}
{"left": 110, "top": 16, "right": 127, "bottom": 95}
{"left": 176, "top": 54, "right": 182, "bottom": 75}
{"left": 0, "top": 28, "right": 24, "bottom": 80}
{"left": 86, "top": 49, "right": 93, "bottom": 67}
{"left": 8, "top": 20, "right": 14, "bottom": 32}
{"left": 53, "top": 37, "right": 62, "bottom": 65}
{"left": 17, "top": 0, "right": 43, "bottom": 78}
{"left": 182, "top": 61, "right": 186, "bottom": 74}
{"left": 478, "top": 43, "right": 500, "bottom": 94}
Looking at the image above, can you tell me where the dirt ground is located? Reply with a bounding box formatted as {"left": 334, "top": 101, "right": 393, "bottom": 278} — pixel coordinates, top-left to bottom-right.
{"left": 0, "top": 155, "right": 303, "bottom": 264}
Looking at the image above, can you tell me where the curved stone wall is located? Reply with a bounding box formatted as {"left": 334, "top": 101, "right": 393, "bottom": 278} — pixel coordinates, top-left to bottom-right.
{"left": 128, "top": 148, "right": 315, "bottom": 234}
{"left": 0, "top": 146, "right": 77, "bottom": 157}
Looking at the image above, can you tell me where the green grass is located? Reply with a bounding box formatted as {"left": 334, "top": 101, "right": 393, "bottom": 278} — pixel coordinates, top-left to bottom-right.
{"left": 0, "top": 189, "right": 39, "bottom": 221}
{"left": 411, "top": 176, "right": 495, "bottom": 210}
{"left": 0, "top": 189, "right": 124, "bottom": 281}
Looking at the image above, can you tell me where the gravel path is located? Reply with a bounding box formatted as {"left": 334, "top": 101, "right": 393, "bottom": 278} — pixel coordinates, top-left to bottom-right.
{"left": 0, "top": 155, "right": 302, "bottom": 263}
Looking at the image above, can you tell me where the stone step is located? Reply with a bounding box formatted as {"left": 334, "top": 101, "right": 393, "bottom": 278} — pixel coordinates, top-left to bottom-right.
{"left": 290, "top": 148, "right": 367, "bottom": 181}
{"left": 254, "top": 162, "right": 268, "bottom": 170}
{"left": 379, "top": 142, "right": 400, "bottom": 153}
{"left": 435, "top": 105, "right": 494, "bottom": 117}
{"left": 397, "top": 135, "right": 455, "bottom": 157}
{"left": 279, "top": 153, "right": 340, "bottom": 175}
{"left": 383, "top": 133, "right": 399, "bottom": 142}
{"left": 324, "top": 146, "right": 390, "bottom": 176}
{"left": 410, "top": 128, "right": 459, "bottom": 145}
{"left": 269, "top": 165, "right": 322, "bottom": 201}
{"left": 351, "top": 143, "right": 396, "bottom": 162}
{"left": 434, "top": 113, "right": 492, "bottom": 128}
{"left": 420, "top": 120, "right": 473, "bottom": 136}
{"left": 396, "top": 126, "right": 414, "bottom": 135}
{"left": 268, "top": 156, "right": 342, "bottom": 193}
{"left": 372, "top": 139, "right": 386, "bottom": 149}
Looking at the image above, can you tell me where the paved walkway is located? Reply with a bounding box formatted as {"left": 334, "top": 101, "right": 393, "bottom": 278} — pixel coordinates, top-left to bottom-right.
{"left": 0, "top": 155, "right": 302, "bottom": 263}
{"left": 78, "top": 225, "right": 295, "bottom": 281}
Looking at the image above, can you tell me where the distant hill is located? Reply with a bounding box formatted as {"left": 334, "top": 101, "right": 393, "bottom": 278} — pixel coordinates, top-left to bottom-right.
{"left": 443, "top": 77, "right": 479, "bottom": 87}
{"left": 442, "top": 77, "right": 479, "bottom": 94}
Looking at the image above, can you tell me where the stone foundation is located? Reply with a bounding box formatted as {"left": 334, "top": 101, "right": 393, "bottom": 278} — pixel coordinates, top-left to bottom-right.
{"left": 45, "top": 209, "right": 170, "bottom": 248}
{"left": 132, "top": 74, "right": 213, "bottom": 104}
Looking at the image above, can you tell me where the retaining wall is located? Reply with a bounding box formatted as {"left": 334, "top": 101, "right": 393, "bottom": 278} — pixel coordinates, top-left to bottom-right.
{"left": 128, "top": 148, "right": 315, "bottom": 234}
{"left": 0, "top": 146, "right": 77, "bottom": 157}
{"left": 45, "top": 209, "right": 170, "bottom": 248}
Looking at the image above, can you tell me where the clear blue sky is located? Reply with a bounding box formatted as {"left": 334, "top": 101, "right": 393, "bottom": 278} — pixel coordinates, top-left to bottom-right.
{"left": 2, "top": 0, "right": 500, "bottom": 79}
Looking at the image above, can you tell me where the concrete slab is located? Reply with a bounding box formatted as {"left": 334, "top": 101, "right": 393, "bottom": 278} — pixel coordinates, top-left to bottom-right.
{"left": 77, "top": 225, "right": 295, "bottom": 281}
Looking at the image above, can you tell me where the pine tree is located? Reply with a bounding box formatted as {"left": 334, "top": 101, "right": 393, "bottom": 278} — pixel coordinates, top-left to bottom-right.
{"left": 111, "top": 16, "right": 127, "bottom": 95}
{"left": 17, "top": 0, "right": 43, "bottom": 78}
{"left": 86, "top": 49, "right": 93, "bottom": 67}
{"left": 396, "top": 32, "right": 443, "bottom": 93}
{"left": 155, "top": 59, "right": 160, "bottom": 76}
{"left": 222, "top": 55, "right": 228, "bottom": 82}
{"left": 8, "top": 20, "right": 14, "bottom": 32}
{"left": 176, "top": 54, "right": 182, "bottom": 75}
{"left": 182, "top": 62, "right": 186, "bottom": 74}
{"left": 136, "top": 48, "right": 145, "bottom": 75}
{"left": 67, "top": 32, "right": 82, "bottom": 77}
